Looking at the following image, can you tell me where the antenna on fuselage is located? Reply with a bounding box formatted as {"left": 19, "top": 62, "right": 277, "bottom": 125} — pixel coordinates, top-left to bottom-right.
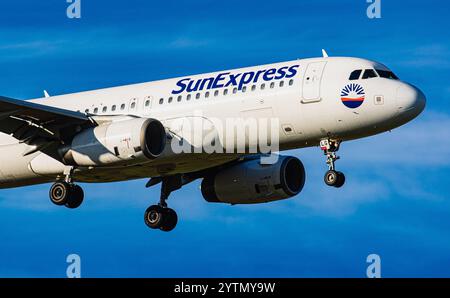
{"left": 43, "top": 90, "right": 50, "bottom": 98}
{"left": 321, "top": 49, "right": 329, "bottom": 58}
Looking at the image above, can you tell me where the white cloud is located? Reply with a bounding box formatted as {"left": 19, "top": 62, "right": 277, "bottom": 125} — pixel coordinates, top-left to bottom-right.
{"left": 169, "top": 37, "right": 211, "bottom": 49}
{"left": 398, "top": 44, "right": 450, "bottom": 68}
{"left": 413, "top": 44, "right": 448, "bottom": 56}
{"left": 343, "top": 111, "right": 450, "bottom": 167}
{"left": 297, "top": 177, "right": 390, "bottom": 217}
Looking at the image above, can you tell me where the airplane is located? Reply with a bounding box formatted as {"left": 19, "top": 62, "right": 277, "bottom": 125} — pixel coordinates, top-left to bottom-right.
{"left": 0, "top": 52, "right": 426, "bottom": 232}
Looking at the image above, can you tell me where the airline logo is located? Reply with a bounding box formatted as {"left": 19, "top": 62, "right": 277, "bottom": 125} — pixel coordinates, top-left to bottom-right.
{"left": 172, "top": 65, "right": 300, "bottom": 95}
{"left": 340, "top": 83, "right": 365, "bottom": 108}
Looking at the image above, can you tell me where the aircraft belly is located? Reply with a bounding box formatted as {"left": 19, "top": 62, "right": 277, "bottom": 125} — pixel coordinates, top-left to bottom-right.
{"left": 75, "top": 153, "right": 238, "bottom": 183}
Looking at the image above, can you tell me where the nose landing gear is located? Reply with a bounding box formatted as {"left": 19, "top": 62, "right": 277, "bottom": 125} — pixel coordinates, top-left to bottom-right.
{"left": 144, "top": 175, "right": 181, "bottom": 232}
{"left": 320, "top": 138, "right": 345, "bottom": 188}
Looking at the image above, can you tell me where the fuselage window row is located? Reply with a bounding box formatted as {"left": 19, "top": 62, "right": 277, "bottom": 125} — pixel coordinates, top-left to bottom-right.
{"left": 157, "top": 79, "right": 294, "bottom": 106}
{"left": 84, "top": 79, "right": 295, "bottom": 114}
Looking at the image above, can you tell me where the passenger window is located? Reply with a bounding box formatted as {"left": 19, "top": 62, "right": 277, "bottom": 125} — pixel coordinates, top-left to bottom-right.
{"left": 224, "top": 89, "right": 228, "bottom": 95}
{"left": 270, "top": 82, "right": 275, "bottom": 88}
{"left": 242, "top": 86, "right": 247, "bottom": 92}
{"left": 233, "top": 87, "right": 237, "bottom": 94}
{"left": 349, "top": 69, "right": 362, "bottom": 80}
{"left": 85, "top": 108, "right": 89, "bottom": 113}
{"left": 214, "top": 90, "right": 219, "bottom": 97}
{"left": 279, "top": 81, "right": 284, "bottom": 87}
{"left": 168, "top": 97, "right": 173, "bottom": 103}
{"left": 251, "top": 85, "right": 256, "bottom": 91}
{"left": 112, "top": 105, "right": 116, "bottom": 111}
{"left": 159, "top": 98, "right": 164, "bottom": 105}
{"left": 261, "top": 84, "right": 265, "bottom": 90}
{"left": 187, "top": 94, "right": 191, "bottom": 101}
{"left": 196, "top": 93, "right": 200, "bottom": 99}
{"left": 144, "top": 100, "right": 150, "bottom": 107}
{"left": 121, "top": 104, "right": 126, "bottom": 110}
{"left": 102, "top": 106, "right": 107, "bottom": 113}
{"left": 289, "top": 79, "right": 294, "bottom": 86}
{"left": 205, "top": 91, "right": 210, "bottom": 98}
{"left": 131, "top": 102, "right": 136, "bottom": 109}
{"left": 362, "top": 69, "right": 378, "bottom": 79}
{"left": 93, "top": 107, "right": 98, "bottom": 114}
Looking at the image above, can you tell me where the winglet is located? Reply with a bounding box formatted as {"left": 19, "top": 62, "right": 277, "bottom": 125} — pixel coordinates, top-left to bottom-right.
{"left": 322, "top": 49, "right": 329, "bottom": 58}
{"left": 43, "top": 90, "right": 50, "bottom": 98}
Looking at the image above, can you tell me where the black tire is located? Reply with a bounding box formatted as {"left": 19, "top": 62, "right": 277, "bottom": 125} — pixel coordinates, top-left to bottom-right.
{"left": 65, "top": 184, "right": 84, "bottom": 209}
{"left": 144, "top": 205, "right": 164, "bottom": 229}
{"left": 334, "top": 172, "right": 346, "bottom": 188}
{"left": 160, "top": 208, "right": 178, "bottom": 232}
{"left": 324, "top": 170, "right": 339, "bottom": 187}
{"left": 49, "top": 182, "right": 71, "bottom": 206}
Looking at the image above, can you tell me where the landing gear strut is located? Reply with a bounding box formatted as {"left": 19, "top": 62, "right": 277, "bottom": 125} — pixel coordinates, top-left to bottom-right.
{"left": 144, "top": 175, "right": 181, "bottom": 232}
{"left": 320, "top": 138, "right": 345, "bottom": 188}
{"left": 49, "top": 167, "right": 84, "bottom": 209}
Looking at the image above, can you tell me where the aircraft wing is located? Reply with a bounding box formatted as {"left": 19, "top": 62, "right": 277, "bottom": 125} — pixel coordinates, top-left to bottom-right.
{"left": 0, "top": 95, "right": 95, "bottom": 145}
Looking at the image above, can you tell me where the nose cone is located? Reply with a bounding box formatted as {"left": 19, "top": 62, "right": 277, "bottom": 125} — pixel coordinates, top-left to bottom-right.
{"left": 396, "top": 83, "right": 426, "bottom": 121}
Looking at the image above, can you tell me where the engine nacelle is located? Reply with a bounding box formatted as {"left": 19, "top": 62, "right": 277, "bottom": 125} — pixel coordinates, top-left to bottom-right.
{"left": 61, "top": 118, "right": 166, "bottom": 167}
{"left": 201, "top": 156, "right": 306, "bottom": 204}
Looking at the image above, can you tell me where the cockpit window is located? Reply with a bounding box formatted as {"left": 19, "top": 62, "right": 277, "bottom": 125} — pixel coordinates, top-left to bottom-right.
{"left": 362, "top": 69, "right": 378, "bottom": 79}
{"left": 375, "top": 69, "right": 399, "bottom": 80}
{"left": 349, "top": 70, "right": 362, "bottom": 80}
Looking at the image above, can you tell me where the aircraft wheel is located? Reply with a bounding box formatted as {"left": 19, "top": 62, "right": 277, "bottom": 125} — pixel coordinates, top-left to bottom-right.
{"left": 49, "top": 182, "right": 71, "bottom": 206}
{"left": 144, "top": 205, "right": 165, "bottom": 229}
{"left": 65, "top": 184, "right": 84, "bottom": 209}
{"left": 324, "top": 170, "right": 339, "bottom": 187}
{"left": 324, "top": 170, "right": 346, "bottom": 187}
{"left": 160, "top": 208, "right": 178, "bottom": 232}
{"left": 334, "top": 172, "right": 346, "bottom": 188}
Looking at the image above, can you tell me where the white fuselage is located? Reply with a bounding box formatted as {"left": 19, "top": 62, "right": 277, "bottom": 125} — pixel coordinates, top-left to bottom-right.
{"left": 0, "top": 57, "right": 425, "bottom": 188}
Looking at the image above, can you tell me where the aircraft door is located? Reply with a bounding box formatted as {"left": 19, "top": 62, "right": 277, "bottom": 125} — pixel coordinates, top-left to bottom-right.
{"left": 302, "top": 61, "right": 327, "bottom": 102}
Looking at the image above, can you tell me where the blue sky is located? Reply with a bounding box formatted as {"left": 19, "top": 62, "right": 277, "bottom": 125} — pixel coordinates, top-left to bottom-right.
{"left": 0, "top": 0, "right": 449, "bottom": 277}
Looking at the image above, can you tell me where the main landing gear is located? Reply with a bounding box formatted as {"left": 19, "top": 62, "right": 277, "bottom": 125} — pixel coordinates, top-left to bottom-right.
{"left": 320, "top": 138, "right": 345, "bottom": 188}
{"left": 49, "top": 167, "right": 84, "bottom": 209}
{"left": 144, "top": 175, "right": 181, "bottom": 232}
